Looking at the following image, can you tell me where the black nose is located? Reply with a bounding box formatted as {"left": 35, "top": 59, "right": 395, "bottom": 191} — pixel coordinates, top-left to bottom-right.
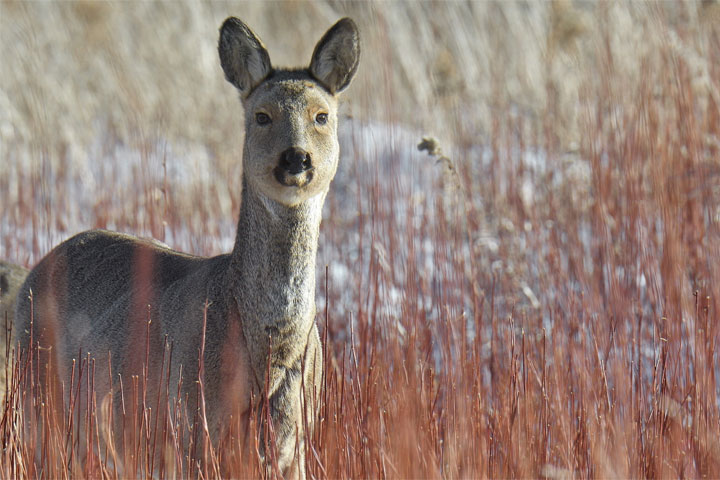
{"left": 279, "top": 147, "right": 312, "bottom": 175}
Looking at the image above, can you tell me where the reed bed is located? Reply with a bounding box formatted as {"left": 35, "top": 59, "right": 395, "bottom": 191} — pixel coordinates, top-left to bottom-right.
{"left": 2, "top": 1, "right": 719, "bottom": 478}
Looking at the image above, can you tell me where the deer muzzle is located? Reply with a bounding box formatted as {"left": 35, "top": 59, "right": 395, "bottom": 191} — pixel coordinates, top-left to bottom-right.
{"left": 274, "top": 147, "right": 314, "bottom": 187}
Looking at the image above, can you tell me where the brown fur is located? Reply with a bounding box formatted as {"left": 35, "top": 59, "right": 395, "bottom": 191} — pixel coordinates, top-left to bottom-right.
{"left": 0, "top": 260, "right": 28, "bottom": 402}
{"left": 14, "top": 17, "right": 359, "bottom": 479}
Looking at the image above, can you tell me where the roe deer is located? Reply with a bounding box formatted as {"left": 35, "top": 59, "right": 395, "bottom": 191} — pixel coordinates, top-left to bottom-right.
{"left": 1, "top": 260, "right": 28, "bottom": 402}
{"left": 14, "top": 16, "right": 360, "bottom": 478}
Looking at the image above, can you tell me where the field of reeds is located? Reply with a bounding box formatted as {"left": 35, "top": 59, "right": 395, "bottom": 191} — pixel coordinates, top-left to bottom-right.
{"left": 1, "top": 1, "right": 719, "bottom": 478}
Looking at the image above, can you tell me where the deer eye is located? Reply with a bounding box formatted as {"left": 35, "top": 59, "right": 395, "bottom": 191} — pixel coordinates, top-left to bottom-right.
{"left": 315, "top": 113, "right": 328, "bottom": 125}
{"left": 255, "top": 112, "right": 271, "bottom": 125}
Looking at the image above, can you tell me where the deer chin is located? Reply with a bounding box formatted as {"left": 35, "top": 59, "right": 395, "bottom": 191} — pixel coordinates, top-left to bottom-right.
{"left": 263, "top": 179, "right": 328, "bottom": 209}
{"left": 273, "top": 167, "right": 314, "bottom": 188}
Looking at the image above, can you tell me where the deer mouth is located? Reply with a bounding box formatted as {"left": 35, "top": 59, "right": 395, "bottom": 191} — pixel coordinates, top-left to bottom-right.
{"left": 273, "top": 167, "right": 314, "bottom": 188}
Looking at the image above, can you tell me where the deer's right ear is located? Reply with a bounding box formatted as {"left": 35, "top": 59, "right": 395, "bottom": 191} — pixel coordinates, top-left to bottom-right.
{"left": 219, "top": 17, "right": 272, "bottom": 96}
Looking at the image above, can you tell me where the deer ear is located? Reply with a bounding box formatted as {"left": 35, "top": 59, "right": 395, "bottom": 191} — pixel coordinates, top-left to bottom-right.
{"left": 309, "top": 18, "right": 360, "bottom": 94}
{"left": 219, "top": 17, "right": 272, "bottom": 96}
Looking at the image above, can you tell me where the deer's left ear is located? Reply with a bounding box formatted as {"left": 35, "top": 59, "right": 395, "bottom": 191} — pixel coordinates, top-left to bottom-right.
{"left": 309, "top": 18, "right": 360, "bottom": 94}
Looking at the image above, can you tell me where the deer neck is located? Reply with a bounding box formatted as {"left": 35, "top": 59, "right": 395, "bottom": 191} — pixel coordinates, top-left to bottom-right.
{"left": 229, "top": 177, "right": 324, "bottom": 384}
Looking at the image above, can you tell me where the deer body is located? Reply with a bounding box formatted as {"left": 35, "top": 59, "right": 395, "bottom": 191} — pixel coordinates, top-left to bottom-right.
{"left": 1, "top": 260, "right": 28, "bottom": 401}
{"left": 14, "top": 17, "right": 359, "bottom": 478}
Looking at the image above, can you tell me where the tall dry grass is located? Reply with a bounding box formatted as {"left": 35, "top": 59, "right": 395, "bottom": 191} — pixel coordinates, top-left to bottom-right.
{"left": 2, "top": 1, "right": 719, "bottom": 478}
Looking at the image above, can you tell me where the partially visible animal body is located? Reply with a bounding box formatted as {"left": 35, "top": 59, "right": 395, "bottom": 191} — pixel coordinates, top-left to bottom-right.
{"left": 0, "top": 261, "right": 28, "bottom": 402}
{"left": 14, "top": 16, "right": 360, "bottom": 479}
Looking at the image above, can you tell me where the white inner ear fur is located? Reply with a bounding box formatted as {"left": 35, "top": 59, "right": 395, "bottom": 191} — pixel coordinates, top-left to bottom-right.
{"left": 311, "top": 51, "right": 337, "bottom": 84}
{"left": 245, "top": 46, "right": 270, "bottom": 88}
{"left": 310, "top": 21, "right": 359, "bottom": 93}
{"left": 219, "top": 18, "right": 272, "bottom": 94}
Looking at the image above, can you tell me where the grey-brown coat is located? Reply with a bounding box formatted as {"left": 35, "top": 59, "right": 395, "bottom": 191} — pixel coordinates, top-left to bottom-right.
{"left": 14, "top": 16, "right": 359, "bottom": 479}
{"left": 1, "top": 260, "right": 28, "bottom": 402}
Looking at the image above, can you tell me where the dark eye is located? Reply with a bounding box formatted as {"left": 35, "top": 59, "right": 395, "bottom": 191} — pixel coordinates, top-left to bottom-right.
{"left": 255, "top": 112, "right": 271, "bottom": 125}
{"left": 315, "top": 113, "right": 328, "bottom": 125}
